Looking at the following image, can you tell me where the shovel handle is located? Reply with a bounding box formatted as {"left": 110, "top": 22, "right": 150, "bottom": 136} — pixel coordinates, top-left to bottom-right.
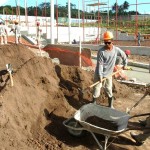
{"left": 6, "top": 64, "right": 14, "bottom": 87}
{"left": 8, "top": 72, "right": 14, "bottom": 87}
{"left": 80, "top": 69, "right": 122, "bottom": 93}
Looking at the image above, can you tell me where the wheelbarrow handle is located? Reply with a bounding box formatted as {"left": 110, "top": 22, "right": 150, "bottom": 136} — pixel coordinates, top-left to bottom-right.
{"left": 79, "top": 69, "right": 122, "bottom": 93}
{"left": 130, "top": 112, "right": 150, "bottom": 119}
{"left": 126, "top": 126, "right": 150, "bottom": 131}
{"left": 127, "top": 91, "right": 149, "bottom": 114}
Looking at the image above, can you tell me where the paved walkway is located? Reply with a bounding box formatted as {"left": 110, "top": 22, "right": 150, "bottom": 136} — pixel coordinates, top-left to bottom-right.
{"left": 125, "top": 66, "right": 150, "bottom": 83}
{"left": 92, "top": 56, "right": 150, "bottom": 84}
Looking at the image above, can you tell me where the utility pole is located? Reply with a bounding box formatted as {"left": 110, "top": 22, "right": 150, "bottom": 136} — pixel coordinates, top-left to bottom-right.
{"left": 24, "top": 0, "right": 27, "bottom": 26}
{"left": 78, "top": 0, "right": 80, "bottom": 28}
{"left": 68, "top": 0, "right": 71, "bottom": 44}
{"left": 56, "top": 0, "right": 58, "bottom": 42}
{"left": 107, "top": 0, "right": 109, "bottom": 27}
{"left": 36, "top": 0, "right": 38, "bottom": 22}
{"left": 15, "top": 0, "right": 18, "bottom": 18}
{"left": 115, "top": 0, "right": 118, "bottom": 42}
{"left": 18, "top": 0, "right": 20, "bottom": 22}
{"left": 135, "top": 0, "right": 138, "bottom": 46}
{"left": 50, "top": 0, "right": 54, "bottom": 44}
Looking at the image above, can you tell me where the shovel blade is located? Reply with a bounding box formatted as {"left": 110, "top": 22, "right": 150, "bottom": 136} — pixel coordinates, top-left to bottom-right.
{"left": 6, "top": 64, "right": 13, "bottom": 73}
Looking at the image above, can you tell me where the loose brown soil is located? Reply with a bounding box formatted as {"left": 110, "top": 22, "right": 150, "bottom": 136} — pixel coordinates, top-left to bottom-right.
{"left": 85, "top": 116, "right": 119, "bottom": 131}
{"left": 0, "top": 44, "right": 149, "bottom": 150}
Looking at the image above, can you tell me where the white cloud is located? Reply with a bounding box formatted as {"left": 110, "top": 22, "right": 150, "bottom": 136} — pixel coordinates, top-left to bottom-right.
{"left": 0, "top": 0, "right": 8, "bottom": 6}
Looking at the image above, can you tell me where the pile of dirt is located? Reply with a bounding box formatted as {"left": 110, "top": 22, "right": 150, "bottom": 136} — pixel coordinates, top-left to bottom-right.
{"left": 0, "top": 44, "right": 149, "bottom": 150}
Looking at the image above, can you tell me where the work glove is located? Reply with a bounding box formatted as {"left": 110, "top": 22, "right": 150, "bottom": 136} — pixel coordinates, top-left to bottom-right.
{"left": 123, "top": 66, "right": 132, "bottom": 70}
{"left": 127, "top": 66, "right": 132, "bottom": 70}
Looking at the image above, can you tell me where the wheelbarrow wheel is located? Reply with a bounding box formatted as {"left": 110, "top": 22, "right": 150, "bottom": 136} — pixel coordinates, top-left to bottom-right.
{"left": 67, "top": 121, "right": 84, "bottom": 137}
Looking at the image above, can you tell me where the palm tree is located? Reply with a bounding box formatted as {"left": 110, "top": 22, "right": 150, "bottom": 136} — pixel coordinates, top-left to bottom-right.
{"left": 123, "top": 1, "right": 129, "bottom": 11}
{"left": 112, "top": 1, "right": 129, "bottom": 15}
{"left": 112, "top": 2, "right": 119, "bottom": 12}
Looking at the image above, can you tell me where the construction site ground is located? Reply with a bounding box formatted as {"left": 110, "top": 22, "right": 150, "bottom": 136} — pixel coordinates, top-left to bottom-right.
{"left": 0, "top": 43, "right": 150, "bottom": 150}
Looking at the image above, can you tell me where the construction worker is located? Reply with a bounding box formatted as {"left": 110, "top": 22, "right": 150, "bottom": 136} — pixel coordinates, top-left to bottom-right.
{"left": 10, "top": 20, "right": 21, "bottom": 44}
{"left": 36, "top": 22, "right": 42, "bottom": 45}
{"left": 113, "top": 62, "right": 128, "bottom": 80}
{"left": 115, "top": 50, "right": 131, "bottom": 65}
{"left": 114, "top": 49, "right": 131, "bottom": 80}
{"left": 14, "top": 20, "right": 21, "bottom": 44}
{"left": 0, "top": 22, "right": 8, "bottom": 45}
{"left": 125, "top": 49, "right": 131, "bottom": 57}
{"left": 92, "top": 31, "right": 128, "bottom": 108}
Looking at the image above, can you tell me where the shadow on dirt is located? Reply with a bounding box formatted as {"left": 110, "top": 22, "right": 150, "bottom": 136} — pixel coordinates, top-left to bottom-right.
{"left": 44, "top": 109, "right": 136, "bottom": 149}
{"left": 44, "top": 109, "right": 104, "bottom": 149}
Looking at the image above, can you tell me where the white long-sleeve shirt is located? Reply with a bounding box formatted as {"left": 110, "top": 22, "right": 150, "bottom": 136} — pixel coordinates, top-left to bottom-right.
{"left": 0, "top": 24, "right": 7, "bottom": 36}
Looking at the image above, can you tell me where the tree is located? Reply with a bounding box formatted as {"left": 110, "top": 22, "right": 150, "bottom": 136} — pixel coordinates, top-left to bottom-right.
{"left": 65, "top": 2, "right": 76, "bottom": 9}
{"left": 39, "top": 2, "right": 50, "bottom": 9}
{"left": 123, "top": 1, "right": 129, "bottom": 10}
{"left": 112, "top": 1, "right": 129, "bottom": 14}
{"left": 112, "top": 2, "right": 119, "bottom": 12}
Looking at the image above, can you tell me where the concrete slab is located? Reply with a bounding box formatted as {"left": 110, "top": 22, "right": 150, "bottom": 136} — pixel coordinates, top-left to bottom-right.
{"left": 92, "top": 58, "right": 150, "bottom": 84}
{"left": 125, "top": 66, "right": 150, "bottom": 83}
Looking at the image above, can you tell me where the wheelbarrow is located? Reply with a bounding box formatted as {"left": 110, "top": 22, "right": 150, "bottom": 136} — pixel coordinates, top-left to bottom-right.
{"left": 63, "top": 103, "right": 150, "bottom": 150}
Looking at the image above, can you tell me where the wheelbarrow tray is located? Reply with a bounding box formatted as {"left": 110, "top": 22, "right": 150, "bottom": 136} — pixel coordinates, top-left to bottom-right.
{"left": 63, "top": 104, "right": 149, "bottom": 150}
{"left": 74, "top": 103, "right": 130, "bottom": 136}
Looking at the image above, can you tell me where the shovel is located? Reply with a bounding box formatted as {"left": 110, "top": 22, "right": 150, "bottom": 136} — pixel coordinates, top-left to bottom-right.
{"left": 78, "top": 69, "right": 123, "bottom": 93}
{"left": 6, "top": 64, "right": 14, "bottom": 87}
{"left": 126, "top": 83, "right": 150, "bottom": 114}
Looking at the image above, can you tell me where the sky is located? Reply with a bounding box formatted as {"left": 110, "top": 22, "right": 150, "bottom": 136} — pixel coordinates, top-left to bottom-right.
{"left": 0, "top": 0, "right": 150, "bottom": 14}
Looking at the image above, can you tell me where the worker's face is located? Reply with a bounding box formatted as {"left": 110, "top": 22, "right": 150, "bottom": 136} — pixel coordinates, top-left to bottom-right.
{"left": 104, "top": 40, "right": 113, "bottom": 50}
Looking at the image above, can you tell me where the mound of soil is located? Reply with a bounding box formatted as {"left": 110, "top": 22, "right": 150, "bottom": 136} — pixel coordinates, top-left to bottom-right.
{"left": 0, "top": 44, "right": 149, "bottom": 150}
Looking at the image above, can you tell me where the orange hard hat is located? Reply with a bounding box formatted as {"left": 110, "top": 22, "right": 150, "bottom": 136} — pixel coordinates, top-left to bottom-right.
{"left": 125, "top": 50, "right": 131, "bottom": 55}
{"left": 103, "top": 31, "right": 113, "bottom": 40}
{"left": 14, "top": 19, "right": 19, "bottom": 24}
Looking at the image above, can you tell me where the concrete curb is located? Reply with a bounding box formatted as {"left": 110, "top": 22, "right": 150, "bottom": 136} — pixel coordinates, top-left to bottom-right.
{"left": 128, "top": 61, "right": 150, "bottom": 69}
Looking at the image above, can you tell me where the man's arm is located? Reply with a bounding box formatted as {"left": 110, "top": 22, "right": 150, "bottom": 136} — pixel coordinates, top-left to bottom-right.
{"left": 117, "top": 48, "right": 128, "bottom": 69}
{"left": 97, "top": 50, "right": 104, "bottom": 82}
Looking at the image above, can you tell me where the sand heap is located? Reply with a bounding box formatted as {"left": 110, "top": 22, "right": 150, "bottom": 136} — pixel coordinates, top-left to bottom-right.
{"left": 0, "top": 44, "right": 148, "bottom": 150}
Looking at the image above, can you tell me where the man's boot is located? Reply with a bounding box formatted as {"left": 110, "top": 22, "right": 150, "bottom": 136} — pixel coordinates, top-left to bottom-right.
{"left": 108, "top": 97, "right": 114, "bottom": 109}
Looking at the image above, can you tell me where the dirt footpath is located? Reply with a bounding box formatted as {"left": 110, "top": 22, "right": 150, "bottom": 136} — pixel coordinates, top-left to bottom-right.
{"left": 0, "top": 44, "right": 149, "bottom": 150}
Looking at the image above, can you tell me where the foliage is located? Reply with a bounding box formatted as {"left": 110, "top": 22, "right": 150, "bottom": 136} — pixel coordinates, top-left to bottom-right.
{"left": 0, "top": 1, "right": 140, "bottom": 18}
{"left": 1, "top": 1, "right": 150, "bottom": 34}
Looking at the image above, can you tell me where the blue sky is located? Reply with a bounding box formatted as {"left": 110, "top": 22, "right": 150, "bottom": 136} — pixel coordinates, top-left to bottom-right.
{"left": 0, "top": 0, "right": 150, "bottom": 14}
